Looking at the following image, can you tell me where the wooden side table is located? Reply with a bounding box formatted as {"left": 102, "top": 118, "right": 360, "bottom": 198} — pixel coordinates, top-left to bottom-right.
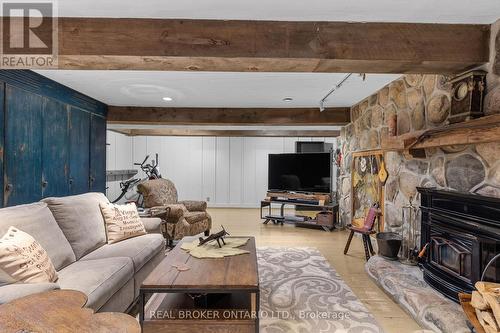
{"left": 0, "top": 290, "right": 140, "bottom": 333}
{"left": 139, "top": 207, "right": 173, "bottom": 246}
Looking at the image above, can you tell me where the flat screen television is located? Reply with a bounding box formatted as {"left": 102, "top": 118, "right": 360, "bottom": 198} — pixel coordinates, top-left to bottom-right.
{"left": 268, "top": 153, "right": 332, "bottom": 194}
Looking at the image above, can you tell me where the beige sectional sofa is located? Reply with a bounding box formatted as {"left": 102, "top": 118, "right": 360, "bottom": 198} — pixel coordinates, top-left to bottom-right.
{"left": 0, "top": 192, "right": 165, "bottom": 312}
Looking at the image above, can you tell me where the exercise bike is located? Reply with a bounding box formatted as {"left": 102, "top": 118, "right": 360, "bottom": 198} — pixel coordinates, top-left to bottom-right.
{"left": 111, "top": 154, "right": 161, "bottom": 205}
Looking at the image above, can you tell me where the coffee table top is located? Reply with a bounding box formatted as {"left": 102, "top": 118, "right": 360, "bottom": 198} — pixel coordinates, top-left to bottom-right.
{"left": 0, "top": 290, "right": 140, "bottom": 332}
{"left": 142, "top": 236, "right": 259, "bottom": 292}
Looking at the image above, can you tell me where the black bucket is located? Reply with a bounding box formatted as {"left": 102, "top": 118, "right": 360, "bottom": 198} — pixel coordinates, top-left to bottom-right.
{"left": 376, "top": 232, "right": 402, "bottom": 260}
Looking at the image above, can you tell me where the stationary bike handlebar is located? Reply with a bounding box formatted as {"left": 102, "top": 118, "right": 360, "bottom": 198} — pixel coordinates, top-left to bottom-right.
{"left": 134, "top": 155, "right": 149, "bottom": 167}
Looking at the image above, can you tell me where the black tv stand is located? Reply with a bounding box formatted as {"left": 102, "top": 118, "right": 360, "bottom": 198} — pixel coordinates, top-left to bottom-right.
{"left": 260, "top": 194, "right": 339, "bottom": 232}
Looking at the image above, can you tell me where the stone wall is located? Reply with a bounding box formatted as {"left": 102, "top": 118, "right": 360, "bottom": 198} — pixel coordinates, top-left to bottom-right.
{"left": 338, "top": 22, "right": 500, "bottom": 232}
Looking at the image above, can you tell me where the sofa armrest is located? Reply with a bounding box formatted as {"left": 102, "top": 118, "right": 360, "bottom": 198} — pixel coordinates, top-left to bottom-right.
{"left": 0, "top": 283, "right": 60, "bottom": 305}
{"left": 178, "top": 200, "right": 207, "bottom": 212}
{"left": 141, "top": 217, "right": 162, "bottom": 234}
{"left": 151, "top": 204, "right": 187, "bottom": 220}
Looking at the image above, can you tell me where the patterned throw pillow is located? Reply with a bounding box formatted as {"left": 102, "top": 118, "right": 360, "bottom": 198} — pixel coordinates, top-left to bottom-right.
{"left": 0, "top": 226, "right": 58, "bottom": 284}
{"left": 99, "top": 202, "right": 146, "bottom": 244}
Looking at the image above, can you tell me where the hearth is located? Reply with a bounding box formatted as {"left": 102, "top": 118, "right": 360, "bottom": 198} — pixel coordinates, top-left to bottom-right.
{"left": 419, "top": 188, "right": 500, "bottom": 302}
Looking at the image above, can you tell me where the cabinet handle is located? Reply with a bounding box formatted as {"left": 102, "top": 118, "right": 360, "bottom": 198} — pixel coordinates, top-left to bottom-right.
{"left": 5, "top": 184, "right": 13, "bottom": 192}
{"left": 42, "top": 180, "right": 48, "bottom": 188}
{"left": 89, "top": 176, "right": 95, "bottom": 183}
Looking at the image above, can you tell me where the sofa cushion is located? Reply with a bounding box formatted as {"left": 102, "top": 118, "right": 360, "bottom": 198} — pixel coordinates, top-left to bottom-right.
{"left": 43, "top": 193, "right": 109, "bottom": 260}
{"left": 0, "top": 227, "right": 58, "bottom": 284}
{"left": 81, "top": 234, "right": 164, "bottom": 273}
{"left": 57, "top": 257, "right": 133, "bottom": 311}
{"left": 0, "top": 202, "right": 75, "bottom": 271}
{"left": 0, "top": 282, "right": 60, "bottom": 305}
{"left": 141, "top": 217, "right": 162, "bottom": 234}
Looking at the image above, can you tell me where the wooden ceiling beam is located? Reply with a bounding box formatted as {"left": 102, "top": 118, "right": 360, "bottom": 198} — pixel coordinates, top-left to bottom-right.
{"left": 107, "top": 106, "right": 351, "bottom": 126}
{"left": 111, "top": 128, "right": 340, "bottom": 137}
{"left": 55, "top": 18, "right": 490, "bottom": 74}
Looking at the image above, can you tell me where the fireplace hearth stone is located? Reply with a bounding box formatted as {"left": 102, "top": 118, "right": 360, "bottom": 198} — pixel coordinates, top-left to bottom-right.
{"left": 366, "top": 256, "right": 469, "bottom": 333}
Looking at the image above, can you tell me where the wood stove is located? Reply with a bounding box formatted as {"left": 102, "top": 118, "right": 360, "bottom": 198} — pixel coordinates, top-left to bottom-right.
{"left": 419, "top": 188, "right": 500, "bottom": 302}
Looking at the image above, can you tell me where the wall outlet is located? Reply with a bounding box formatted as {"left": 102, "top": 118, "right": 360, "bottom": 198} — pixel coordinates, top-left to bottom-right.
{"left": 206, "top": 197, "right": 211, "bottom": 202}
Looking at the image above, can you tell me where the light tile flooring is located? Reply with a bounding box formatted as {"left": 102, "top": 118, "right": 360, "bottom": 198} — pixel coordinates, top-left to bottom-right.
{"left": 207, "top": 207, "right": 422, "bottom": 333}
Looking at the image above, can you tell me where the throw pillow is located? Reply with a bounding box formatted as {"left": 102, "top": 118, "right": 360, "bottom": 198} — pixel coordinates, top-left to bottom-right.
{"left": 99, "top": 202, "right": 146, "bottom": 244}
{"left": 0, "top": 226, "right": 58, "bottom": 284}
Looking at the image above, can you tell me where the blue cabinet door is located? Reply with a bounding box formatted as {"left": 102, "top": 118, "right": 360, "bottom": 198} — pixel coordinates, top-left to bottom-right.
{"left": 42, "top": 98, "right": 70, "bottom": 198}
{"left": 69, "top": 107, "right": 91, "bottom": 194}
{"left": 0, "top": 83, "right": 4, "bottom": 206}
{"left": 90, "top": 114, "right": 106, "bottom": 193}
{"left": 4, "top": 85, "right": 43, "bottom": 206}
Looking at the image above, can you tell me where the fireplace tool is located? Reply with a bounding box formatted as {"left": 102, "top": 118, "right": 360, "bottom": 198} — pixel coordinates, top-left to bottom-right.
{"left": 400, "top": 196, "right": 419, "bottom": 266}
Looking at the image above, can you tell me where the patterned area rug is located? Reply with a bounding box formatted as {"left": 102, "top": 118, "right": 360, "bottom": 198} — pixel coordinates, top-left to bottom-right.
{"left": 258, "top": 247, "right": 384, "bottom": 333}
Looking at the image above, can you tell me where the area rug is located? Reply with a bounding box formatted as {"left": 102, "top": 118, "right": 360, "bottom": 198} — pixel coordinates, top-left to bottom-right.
{"left": 257, "top": 247, "right": 384, "bottom": 333}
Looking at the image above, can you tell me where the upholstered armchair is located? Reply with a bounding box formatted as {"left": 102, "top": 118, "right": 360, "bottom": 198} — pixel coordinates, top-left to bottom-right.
{"left": 137, "top": 179, "right": 211, "bottom": 244}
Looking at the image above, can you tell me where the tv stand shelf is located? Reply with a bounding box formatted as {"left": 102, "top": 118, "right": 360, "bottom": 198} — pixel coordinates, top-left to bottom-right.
{"left": 260, "top": 196, "right": 339, "bottom": 232}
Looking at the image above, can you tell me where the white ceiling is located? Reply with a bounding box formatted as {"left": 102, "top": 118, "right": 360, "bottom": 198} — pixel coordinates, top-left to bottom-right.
{"left": 56, "top": 0, "right": 500, "bottom": 24}
{"left": 36, "top": 70, "right": 399, "bottom": 108}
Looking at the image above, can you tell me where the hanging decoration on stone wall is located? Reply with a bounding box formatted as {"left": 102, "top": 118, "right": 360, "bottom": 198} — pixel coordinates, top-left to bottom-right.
{"left": 351, "top": 151, "right": 384, "bottom": 230}
{"left": 378, "top": 157, "right": 389, "bottom": 186}
{"left": 448, "top": 70, "right": 487, "bottom": 124}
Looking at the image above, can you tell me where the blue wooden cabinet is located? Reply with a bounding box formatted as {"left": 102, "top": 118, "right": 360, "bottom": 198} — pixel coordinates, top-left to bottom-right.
{"left": 69, "top": 107, "right": 91, "bottom": 195}
{"left": 90, "top": 114, "right": 107, "bottom": 193}
{"left": 42, "top": 98, "right": 70, "bottom": 198}
{"left": 4, "top": 85, "right": 44, "bottom": 206}
{"left": 0, "top": 70, "right": 107, "bottom": 207}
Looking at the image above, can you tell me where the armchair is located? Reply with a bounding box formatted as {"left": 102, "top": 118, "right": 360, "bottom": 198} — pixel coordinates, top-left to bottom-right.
{"left": 137, "top": 179, "right": 211, "bottom": 244}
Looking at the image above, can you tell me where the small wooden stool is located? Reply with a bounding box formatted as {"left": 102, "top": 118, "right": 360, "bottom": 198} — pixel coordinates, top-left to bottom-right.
{"left": 344, "top": 203, "right": 381, "bottom": 261}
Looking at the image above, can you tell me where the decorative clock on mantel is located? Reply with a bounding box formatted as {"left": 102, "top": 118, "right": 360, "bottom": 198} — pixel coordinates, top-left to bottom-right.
{"left": 448, "top": 70, "right": 487, "bottom": 124}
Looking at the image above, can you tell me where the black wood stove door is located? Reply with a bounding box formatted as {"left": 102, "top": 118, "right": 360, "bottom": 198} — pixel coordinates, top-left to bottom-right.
{"left": 419, "top": 187, "right": 500, "bottom": 302}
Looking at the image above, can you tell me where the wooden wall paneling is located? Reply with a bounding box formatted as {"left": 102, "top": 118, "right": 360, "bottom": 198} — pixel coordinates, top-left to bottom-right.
{"left": 229, "top": 137, "right": 244, "bottom": 205}
{"left": 283, "top": 137, "right": 298, "bottom": 152}
{"left": 115, "top": 131, "right": 133, "bottom": 169}
{"left": 4, "top": 85, "right": 43, "bottom": 206}
{"left": 201, "top": 137, "right": 216, "bottom": 204}
{"left": 105, "top": 130, "right": 117, "bottom": 200}
{"left": 89, "top": 115, "right": 107, "bottom": 192}
{"left": 0, "top": 82, "right": 4, "bottom": 206}
{"left": 132, "top": 135, "right": 148, "bottom": 180}
{"left": 254, "top": 138, "right": 284, "bottom": 202}
{"left": 158, "top": 136, "right": 175, "bottom": 182}
{"left": 215, "top": 137, "right": 230, "bottom": 204}
{"left": 242, "top": 138, "right": 257, "bottom": 205}
{"left": 187, "top": 137, "right": 203, "bottom": 201}
{"left": 42, "top": 98, "right": 70, "bottom": 198}
{"left": 69, "top": 107, "right": 91, "bottom": 195}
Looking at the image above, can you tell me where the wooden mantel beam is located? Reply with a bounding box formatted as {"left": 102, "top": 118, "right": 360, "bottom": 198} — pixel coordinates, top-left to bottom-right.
{"left": 111, "top": 128, "right": 340, "bottom": 137}
{"left": 55, "top": 18, "right": 490, "bottom": 73}
{"left": 107, "top": 106, "right": 351, "bottom": 126}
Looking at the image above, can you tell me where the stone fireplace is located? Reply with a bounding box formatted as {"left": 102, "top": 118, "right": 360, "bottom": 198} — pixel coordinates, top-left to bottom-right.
{"left": 419, "top": 187, "right": 500, "bottom": 302}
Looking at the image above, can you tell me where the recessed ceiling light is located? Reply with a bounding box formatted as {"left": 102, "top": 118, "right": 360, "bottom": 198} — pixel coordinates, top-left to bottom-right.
{"left": 283, "top": 97, "right": 293, "bottom": 102}
{"left": 162, "top": 97, "right": 173, "bottom": 101}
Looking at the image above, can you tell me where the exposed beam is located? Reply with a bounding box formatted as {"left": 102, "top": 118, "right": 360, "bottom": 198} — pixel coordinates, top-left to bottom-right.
{"left": 112, "top": 128, "right": 340, "bottom": 137}
{"left": 108, "top": 106, "right": 351, "bottom": 126}
{"left": 54, "top": 18, "right": 490, "bottom": 73}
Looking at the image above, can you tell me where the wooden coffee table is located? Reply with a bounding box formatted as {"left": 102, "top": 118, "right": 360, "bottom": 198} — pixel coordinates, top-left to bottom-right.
{"left": 140, "top": 236, "right": 259, "bottom": 333}
{"left": 0, "top": 290, "right": 140, "bottom": 332}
